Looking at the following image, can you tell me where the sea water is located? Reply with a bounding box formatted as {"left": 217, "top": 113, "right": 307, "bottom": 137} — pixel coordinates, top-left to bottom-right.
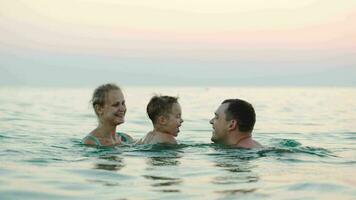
{"left": 0, "top": 86, "right": 355, "bottom": 200}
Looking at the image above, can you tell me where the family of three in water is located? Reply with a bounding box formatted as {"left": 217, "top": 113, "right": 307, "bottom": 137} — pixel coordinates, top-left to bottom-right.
{"left": 83, "top": 83, "right": 262, "bottom": 148}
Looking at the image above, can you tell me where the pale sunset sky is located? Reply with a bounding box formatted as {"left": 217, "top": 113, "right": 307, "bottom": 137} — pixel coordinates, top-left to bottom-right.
{"left": 0, "top": 0, "right": 355, "bottom": 86}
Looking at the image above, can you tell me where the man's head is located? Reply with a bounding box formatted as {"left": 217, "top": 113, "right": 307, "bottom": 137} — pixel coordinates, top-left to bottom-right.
{"left": 147, "top": 95, "right": 183, "bottom": 136}
{"left": 210, "top": 99, "right": 255, "bottom": 143}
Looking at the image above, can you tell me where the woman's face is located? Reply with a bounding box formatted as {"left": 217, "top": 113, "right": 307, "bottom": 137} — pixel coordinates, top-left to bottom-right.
{"left": 98, "top": 89, "right": 126, "bottom": 126}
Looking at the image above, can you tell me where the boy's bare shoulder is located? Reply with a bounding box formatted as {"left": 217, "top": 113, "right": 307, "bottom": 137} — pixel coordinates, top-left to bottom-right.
{"left": 138, "top": 131, "right": 177, "bottom": 145}
{"left": 155, "top": 133, "right": 177, "bottom": 144}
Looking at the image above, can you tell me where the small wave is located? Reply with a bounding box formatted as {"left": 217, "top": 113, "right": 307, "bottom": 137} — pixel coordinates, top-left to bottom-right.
{"left": 143, "top": 175, "right": 180, "bottom": 181}
{"left": 0, "top": 133, "right": 17, "bottom": 140}
{"left": 257, "top": 139, "right": 336, "bottom": 158}
{"left": 297, "top": 146, "right": 336, "bottom": 157}
{"left": 25, "top": 158, "right": 50, "bottom": 164}
{"left": 342, "top": 132, "right": 356, "bottom": 140}
{"left": 288, "top": 182, "right": 348, "bottom": 191}
{"left": 133, "top": 143, "right": 188, "bottom": 151}
{"left": 276, "top": 139, "right": 302, "bottom": 147}
{"left": 257, "top": 147, "right": 335, "bottom": 158}
{"left": 215, "top": 188, "right": 257, "bottom": 194}
{"left": 154, "top": 189, "right": 180, "bottom": 193}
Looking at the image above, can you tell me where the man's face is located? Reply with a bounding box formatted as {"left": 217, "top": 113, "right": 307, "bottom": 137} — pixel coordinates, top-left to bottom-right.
{"left": 209, "top": 103, "right": 230, "bottom": 144}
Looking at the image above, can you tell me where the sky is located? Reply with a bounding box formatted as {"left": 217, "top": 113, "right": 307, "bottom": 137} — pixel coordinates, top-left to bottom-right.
{"left": 0, "top": 0, "right": 355, "bottom": 86}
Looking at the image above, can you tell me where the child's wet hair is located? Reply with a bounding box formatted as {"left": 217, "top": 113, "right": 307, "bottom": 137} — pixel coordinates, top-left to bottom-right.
{"left": 147, "top": 95, "right": 178, "bottom": 123}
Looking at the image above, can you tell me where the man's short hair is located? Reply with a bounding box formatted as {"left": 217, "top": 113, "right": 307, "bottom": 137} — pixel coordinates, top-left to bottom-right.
{"left": 147, "top": 95, "right": 178, "bottom": 123}
{"left": 222, "top": 99, "right": 256, "bottom": 132}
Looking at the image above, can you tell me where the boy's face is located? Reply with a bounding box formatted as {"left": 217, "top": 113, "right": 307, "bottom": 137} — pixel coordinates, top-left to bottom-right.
{"left": 162, "top": 103, "right": 183, "bottom": 137}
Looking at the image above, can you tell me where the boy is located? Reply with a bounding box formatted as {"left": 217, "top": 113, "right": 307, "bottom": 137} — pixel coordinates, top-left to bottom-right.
{"left": 137, "top": 95, "right": 183, "bottom": 144}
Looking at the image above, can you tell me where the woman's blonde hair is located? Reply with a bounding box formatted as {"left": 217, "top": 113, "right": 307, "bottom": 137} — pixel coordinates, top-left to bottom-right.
{"left": 91, "top": 83, "right": 121, "bottom": 115}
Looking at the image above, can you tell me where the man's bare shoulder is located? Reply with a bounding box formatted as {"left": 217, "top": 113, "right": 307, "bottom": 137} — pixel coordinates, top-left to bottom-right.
{"left": 237, "top": 139, "right": 263, "bottom": 149}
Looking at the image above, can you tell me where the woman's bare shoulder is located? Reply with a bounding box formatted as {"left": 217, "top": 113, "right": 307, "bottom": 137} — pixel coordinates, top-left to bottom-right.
{"left": 82, "top": 133, "right": 98, "bottom": 146}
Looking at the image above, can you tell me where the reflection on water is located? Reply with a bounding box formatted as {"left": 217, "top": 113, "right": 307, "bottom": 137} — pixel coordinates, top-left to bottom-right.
{"left": 143, "top": 175, "right": 183, "bottom": 186}
{"left": 87, "top": 179, "right": 121, "bottom": 187}
{"left": 215, "top": 188, "right": 257, "bottom": 194}
{"left": 210, "top": 147, "right": 260, "bottom": 197}
{"left": 147, "top": 156, "right": 181, "bottom": 166}
{"left": 143, "top": 149, "right": 183, "bottom": 193}
{"left": 94, "top": 154, "right": 125, "bottom": 171}
{"left": 212, "top": 159, "right": 259, "bottom": 185}
{"left": 142, "top": 144, "right": 183, "bottom": 166}
{"left": 143, "top": 174, "right": 182, "bottom": 193}
{"left": 156, "top": 189, "right": 181, "bottom": 193}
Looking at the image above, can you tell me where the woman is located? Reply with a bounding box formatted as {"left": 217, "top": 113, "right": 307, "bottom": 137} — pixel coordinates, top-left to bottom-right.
{"left": 83, "top": 83, "right": 134, "bottom": 147}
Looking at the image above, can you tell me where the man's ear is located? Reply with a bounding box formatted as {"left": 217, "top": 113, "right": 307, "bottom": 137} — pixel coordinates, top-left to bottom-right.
{"left": 228, "top": 120, "right": 237, "bottom": 131}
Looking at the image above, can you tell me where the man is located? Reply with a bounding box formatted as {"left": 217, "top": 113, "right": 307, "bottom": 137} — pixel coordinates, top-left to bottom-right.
{"left": 210, "top": 99, "right": 262, "bottom": 148}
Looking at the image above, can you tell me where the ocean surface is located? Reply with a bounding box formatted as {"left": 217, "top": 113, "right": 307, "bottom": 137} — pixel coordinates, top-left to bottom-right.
{"left": 0, "top": 86, "right": 355, "bottom": 200}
